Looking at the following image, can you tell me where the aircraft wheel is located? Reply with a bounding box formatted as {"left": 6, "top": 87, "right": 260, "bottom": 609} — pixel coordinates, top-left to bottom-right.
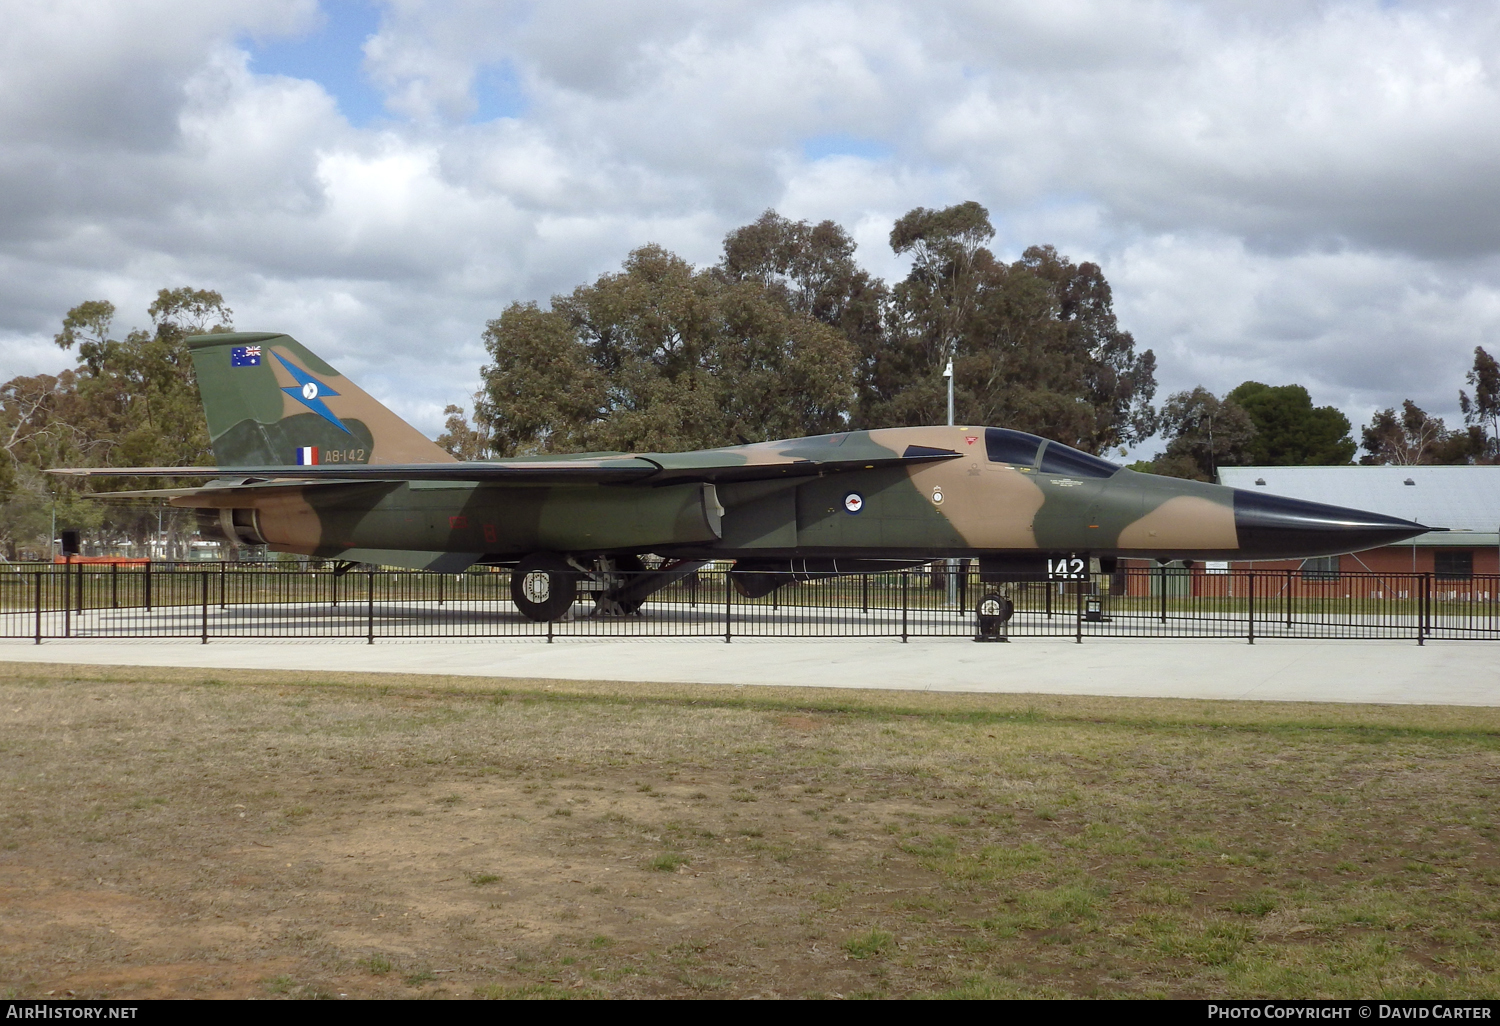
{"left": 510, "top": 553, "right": 578, "bottom": 622}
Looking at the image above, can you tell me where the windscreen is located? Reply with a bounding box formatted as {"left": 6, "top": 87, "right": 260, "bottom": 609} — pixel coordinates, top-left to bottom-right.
{"left": 985, "top": 428, "right": 1043, "bottom": 467}
{"left": 1037, "top": 441, "right": 1120, "bottom": 479}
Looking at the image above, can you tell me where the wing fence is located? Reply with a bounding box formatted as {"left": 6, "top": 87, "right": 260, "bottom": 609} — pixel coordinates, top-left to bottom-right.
{"left": 2, "top": 562, "right": 1496, "bottom": 644}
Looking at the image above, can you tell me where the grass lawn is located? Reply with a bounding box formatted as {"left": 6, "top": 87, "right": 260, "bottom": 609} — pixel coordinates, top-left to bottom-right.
{"left": 0, "top": 662, "right": 1496, "bottom": 999}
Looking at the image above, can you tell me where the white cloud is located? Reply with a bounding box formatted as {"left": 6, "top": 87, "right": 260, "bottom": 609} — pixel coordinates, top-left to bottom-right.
{"left": 3, "top": 0, "right": 1500, "bottom": 442}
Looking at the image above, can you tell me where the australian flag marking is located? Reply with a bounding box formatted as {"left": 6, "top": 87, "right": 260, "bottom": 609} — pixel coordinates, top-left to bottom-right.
{"left": 231, "top": 345, "right": 262, "bottom": 367}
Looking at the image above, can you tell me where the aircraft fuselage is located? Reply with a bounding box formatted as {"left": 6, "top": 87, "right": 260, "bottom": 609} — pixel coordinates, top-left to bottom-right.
{"left": 188, "top": 426, "right": 1426, "bottom": 570}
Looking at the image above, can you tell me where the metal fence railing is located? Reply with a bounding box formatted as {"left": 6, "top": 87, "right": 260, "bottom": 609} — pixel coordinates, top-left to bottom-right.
{"left": 1, "top": 563, "right": 1495, "bottom": 644}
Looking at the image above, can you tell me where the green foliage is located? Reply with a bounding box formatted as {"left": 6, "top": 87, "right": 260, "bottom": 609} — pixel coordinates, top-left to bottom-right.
{"left": 435, "top": 393, "right": 493, "bottom": 460}
{"left": 0, "top": 288, "right": 231, "bottom": 557}
{"left": 1149, "top": 387, "right": 1257, "bottom": 481}
{"left": 481, "top": 243, "right": 855, "bottom": 455}
{"left": 1360, "top": 348, "right": 1499, "bottom": 466}
{"left": 873, "top": 206, "right": 1158, "bottom": 452}
{"left": 1360, "top": 400, "right": 1484, "bottom": 466}
{"left": 360, "top": 954, "right": 393, "bottom": 974}
{"left": 722, "top": 209, "right": 887, "bottom": 360}
{"left": 1459, "top": 346, "right": 1500, "bottom": 463}
{"left": 842, "top": 928, "right": 895, "bottom": 959}
{"left": 1226, "top": 381, "right": 1356, "bottom": 466}
{"left": 478, "top": 204, "right": 1157, "bottom": 457}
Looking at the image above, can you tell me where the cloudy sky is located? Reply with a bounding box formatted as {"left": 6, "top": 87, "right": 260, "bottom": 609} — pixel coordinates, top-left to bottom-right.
{"left": 4, "top": 0, "right": 1500, "bottom": 455}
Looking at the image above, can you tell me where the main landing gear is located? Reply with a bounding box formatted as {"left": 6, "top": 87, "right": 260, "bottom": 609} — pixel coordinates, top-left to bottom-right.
{"left": 509, "top": 553, "right": 708, "bottom": 623}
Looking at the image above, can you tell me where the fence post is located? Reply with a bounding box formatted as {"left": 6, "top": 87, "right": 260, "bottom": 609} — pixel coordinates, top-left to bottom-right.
{"left": 366, "top": 569, "right": 374, "bottom": 644}
{"left": 111, "top": 561, "right": 118, "bottom": 608}
{"left": 220, "top": 559, "right": 227, "bottom": 609}
{"left": 63, "top": 561, "right": 71, "bottom": 639}
{"left": 1247, "top": 571, "right": 1255, "bottom": 645}
{"left": 200, "top": 570, "right": 208, "bottom": 644}
{"left": 1285, "top": 569, "right": 1292, "bottom": 629}
{"left": 861, "top": 573, "right": 868, "bottom": 614}
{"left": 1075, "top": 584, "right": 1083, "bottom": 644}
{"left": 437, "top": 574, "right": 444, "bottom": 607}
{"left": 1419, "top": 573, "right": 1429, "bottom": 646}
{"left": 144, "top": 561, "right": 152, "bottom": 611}
{"left": 901, "top": 572, "right": 908, "bottom": 643}
{"left": 77, "top": 559, "right": 85, "bottom": 616}
{"left": 724, "top": 569, "right": 732, "bottom": 644}
{"left": 34, "top": 571, "right": 42, "bottom": 645}
{"left": 1159, "top": 564, "right": 1167, "bottom": 624}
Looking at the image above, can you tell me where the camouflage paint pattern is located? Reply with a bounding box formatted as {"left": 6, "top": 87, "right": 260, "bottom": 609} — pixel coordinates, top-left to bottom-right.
{"left": 162, "top": 422, "right": 1268, "bottom": 567}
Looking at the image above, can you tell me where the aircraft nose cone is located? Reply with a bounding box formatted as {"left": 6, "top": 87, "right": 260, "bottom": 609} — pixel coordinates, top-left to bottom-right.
{"left": 1233, "top": 489, "right": 1433, "bottom": 560}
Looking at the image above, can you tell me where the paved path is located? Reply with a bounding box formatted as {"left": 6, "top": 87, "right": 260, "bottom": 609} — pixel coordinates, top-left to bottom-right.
{"left": 1, "top": 637, "right": 1495, "bottom": 706}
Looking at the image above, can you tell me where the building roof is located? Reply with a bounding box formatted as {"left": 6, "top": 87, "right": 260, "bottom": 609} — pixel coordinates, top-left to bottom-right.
{"left": 1216, "top": 465, "right": 1500, "bottom": 546}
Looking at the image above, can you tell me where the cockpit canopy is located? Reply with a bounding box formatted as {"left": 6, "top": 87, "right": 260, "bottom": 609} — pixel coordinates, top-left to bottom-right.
{"left": 984, "top": 427, "right": 1120, "bottom": 480}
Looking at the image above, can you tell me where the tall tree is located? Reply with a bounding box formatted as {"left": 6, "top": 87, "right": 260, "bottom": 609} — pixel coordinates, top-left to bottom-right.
{"left": 1149, "top": 387, "right": 1257, "bottom": 481}
{"left": 1459, "top": 346, "right": 1500, "bottom": 463}
{"left": 1224, "top": 381, "right": 1356, "bottom": 465}
{"left": 867, "top": 202, "right": 995, "bottom": 428}
{"left": 869, "top": 204, "right": 1156, "bottom": 452}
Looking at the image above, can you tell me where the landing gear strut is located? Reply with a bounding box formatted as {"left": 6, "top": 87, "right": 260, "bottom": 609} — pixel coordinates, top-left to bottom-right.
{"left": 586, "top": 554, "right": 646, "bottom": 616}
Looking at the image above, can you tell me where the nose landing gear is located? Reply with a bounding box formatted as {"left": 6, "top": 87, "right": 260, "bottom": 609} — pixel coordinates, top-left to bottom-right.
{"left": 975, "top": 590, "right": 1015, "bottom": 642}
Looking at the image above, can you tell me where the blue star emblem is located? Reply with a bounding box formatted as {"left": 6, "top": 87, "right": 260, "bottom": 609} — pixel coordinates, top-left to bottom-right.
{"left": 272, "top": 352, "right": 351, "bottom": 434}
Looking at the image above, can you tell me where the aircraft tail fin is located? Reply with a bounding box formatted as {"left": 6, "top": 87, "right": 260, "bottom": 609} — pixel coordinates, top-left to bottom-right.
{"left": 187, "top": 332, "right": 456, "bottom": 468}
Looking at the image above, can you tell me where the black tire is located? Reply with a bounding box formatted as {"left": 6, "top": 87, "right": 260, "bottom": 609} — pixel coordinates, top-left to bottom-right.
{"left": 510, "top": 553, "right": 578, "bottom": 622}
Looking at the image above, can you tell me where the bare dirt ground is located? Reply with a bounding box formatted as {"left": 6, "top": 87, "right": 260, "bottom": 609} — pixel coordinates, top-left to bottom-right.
{"left": 1, "top": 662, "right": 1498, "bottom": 1000}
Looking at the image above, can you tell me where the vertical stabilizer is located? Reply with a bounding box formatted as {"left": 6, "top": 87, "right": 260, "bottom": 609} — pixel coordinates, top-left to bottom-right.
{"left": 188, "top": 332, "right": 456, "bottom": 467}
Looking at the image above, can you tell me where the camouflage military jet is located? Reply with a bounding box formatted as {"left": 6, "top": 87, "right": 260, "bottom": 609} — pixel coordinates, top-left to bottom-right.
{"left": 55, "top": 332, "right": 1434, "bottom": 621}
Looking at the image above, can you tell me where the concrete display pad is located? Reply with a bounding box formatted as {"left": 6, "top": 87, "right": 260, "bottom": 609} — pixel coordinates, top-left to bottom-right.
{"left": 1, "top": 636, "right": 1495, "bottom": 706}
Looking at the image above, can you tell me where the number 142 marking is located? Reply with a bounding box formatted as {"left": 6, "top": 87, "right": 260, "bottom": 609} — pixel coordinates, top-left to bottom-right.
{"left": 1047, "top": 557, "right": 1086, "bottom": 580}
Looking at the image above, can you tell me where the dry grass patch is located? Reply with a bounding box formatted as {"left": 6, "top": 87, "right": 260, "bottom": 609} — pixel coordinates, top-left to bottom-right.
{"left": 0, "top": 661, "right": 1497, "bottom": 999}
